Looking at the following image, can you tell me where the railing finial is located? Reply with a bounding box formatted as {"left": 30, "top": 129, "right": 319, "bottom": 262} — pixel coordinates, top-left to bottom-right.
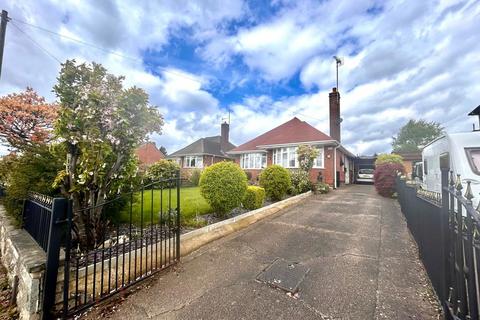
{"left": 455, "top": 174, "right": 463, "bottom": 192}
{"left": 464, "top": 181, "right": 474, "bottom": 203}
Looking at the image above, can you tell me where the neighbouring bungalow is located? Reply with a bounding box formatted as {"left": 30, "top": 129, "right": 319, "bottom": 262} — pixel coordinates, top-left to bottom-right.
{"left": 168, "top": 122, "right": 236, "bottom": 175}
{"left": 136, "top": 142, "right": 166, "bottom": 170}
{"left": 228, "top": 88, "right": 355, "bottom": 188}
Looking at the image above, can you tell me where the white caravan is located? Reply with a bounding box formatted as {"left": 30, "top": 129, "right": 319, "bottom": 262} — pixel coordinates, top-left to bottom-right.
{"left": 421, "top": 132, "right": 480, "bottom": 208}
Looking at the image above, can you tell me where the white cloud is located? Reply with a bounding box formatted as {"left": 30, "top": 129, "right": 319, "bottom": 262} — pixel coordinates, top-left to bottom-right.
{"left": 1, "top": 0, "right": 479, "bottom": 158}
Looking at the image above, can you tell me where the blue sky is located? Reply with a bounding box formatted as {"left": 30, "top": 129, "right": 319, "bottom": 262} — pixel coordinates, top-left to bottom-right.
{"left": 1, "top": 0, "right": 479, "bottom": 155}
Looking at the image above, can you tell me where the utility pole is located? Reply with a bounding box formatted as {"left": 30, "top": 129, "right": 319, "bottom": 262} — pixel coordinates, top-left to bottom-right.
{"left": 0, "top": 10, "right": 9, "bottom": 79}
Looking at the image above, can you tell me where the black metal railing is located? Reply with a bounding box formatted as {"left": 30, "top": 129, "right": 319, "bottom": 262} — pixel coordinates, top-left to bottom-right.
{"left": 60, "top": 173, "right": 181, "bottom": 318}
{"left": 21, "top": 172, "right": 182, "bottom": 319}
{"left": 23, "top": 192, "right": 55, "bottom": 251}
{"left": 396, "top": 169, "right": 480, "bottom": 320}
{"left": 22, "top": 192, "right": 69, "bottom": 320}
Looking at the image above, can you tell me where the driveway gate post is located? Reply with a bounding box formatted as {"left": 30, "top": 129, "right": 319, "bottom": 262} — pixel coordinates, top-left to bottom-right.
{"left": 42, "top": 198, "right": 68, "bottom": 320}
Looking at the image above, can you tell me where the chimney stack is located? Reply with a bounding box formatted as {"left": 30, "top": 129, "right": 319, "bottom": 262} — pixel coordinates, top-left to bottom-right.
{"left": 221, "top": 121, "right": 230, "bottom": 151}
{"left": 329, "top": 87, "right": 341, "bottom": 142}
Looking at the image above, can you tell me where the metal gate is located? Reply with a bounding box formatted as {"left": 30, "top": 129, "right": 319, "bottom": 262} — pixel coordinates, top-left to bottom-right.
{"left": 22, "top": 173, "right": 181, "bottom": 319}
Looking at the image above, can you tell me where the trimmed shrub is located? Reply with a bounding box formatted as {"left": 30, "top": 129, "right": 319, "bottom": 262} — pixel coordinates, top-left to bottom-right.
{"left": 375, "top": 153, "right": 403, "bottom": 166}
{"left": 374, "top": 163, "right": 405, "bottom": 197}
{"left": 189, "top": 169, "right": 202, "bottom": 186}
{"left": 290, "top": 170, "right": 313, "bottom": 195}
{"left": 146, "top": 159, "right": 180, "bottom": 182}
{"left": 242, "top": 186, "right": 266, "bottom": 210}
{"left": 314, "top": 182, "right": 330, "bottom": 194}
{"left": 259, "top": 165, "right": 291, "bottom": 201}
{"left": 199, "top": 161, "right": 247, "bottom": 217}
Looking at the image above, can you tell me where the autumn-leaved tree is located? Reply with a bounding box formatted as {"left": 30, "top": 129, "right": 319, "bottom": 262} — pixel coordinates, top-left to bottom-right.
{"left": 0, "top": 87, "right": 57, "bottom": 150}
{"left": 53, "top": 60, "right": 164, "bottom": 249}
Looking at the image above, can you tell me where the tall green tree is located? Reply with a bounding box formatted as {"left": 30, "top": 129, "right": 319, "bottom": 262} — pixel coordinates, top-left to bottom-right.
{"left": 53, "top": 60, "right": 163, "bottom": 249}
{"left": 392, "top": 119, "right": 443, "bottom": 152}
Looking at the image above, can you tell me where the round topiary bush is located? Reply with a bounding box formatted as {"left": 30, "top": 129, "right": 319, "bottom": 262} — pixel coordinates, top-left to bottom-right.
{"left": 242, "top": 186, "right": 266, "bottom": 210}
{"left": 374, "top": 163, "right": 405, "bottom": 197}
{"left": 259, "top": 165, "right": 291, "bottom": 201}
{"left": 199, "top": 161, "right": 247, "bottom": 217}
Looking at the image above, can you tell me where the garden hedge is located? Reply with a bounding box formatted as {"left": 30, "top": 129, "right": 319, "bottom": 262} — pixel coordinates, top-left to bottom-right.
{"left": 242, "top": 186, "right": 266, "bottom": 210}
{"left": 146, "top": 159, "right": 180, "bottom": 182}
{"left": 259, "top": 165, "right": 291, "bottom": 201}
{"left": 374, "top": 162, "right": 405, "bottom": 197}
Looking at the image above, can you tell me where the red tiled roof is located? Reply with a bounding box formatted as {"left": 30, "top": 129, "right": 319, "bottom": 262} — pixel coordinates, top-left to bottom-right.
{"left": 230, "top": 117, "right": 334, "bottom": 152}
{"left": 136, "top": 142, "right": 165, "bottom": 167}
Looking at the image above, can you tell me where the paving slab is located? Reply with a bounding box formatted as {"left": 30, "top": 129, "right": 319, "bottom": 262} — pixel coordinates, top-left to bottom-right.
{"left": 83, "top": 185, "right": 441, "bottom": 320}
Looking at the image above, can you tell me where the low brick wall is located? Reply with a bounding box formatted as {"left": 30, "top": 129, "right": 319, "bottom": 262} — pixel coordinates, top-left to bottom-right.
{"left": 0, "top": 206, "right": 46, "bottom": 320}
{"left": 180, "top": 191, "right": 312, "bottom": 257}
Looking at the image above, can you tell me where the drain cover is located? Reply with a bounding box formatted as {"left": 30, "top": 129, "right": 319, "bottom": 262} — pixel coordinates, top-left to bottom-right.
{"left": 256, "top": 258, "right": 310, "bottom": 293}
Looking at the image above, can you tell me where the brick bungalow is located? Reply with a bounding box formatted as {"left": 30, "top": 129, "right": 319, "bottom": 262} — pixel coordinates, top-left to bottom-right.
{"left": 135, "top": 142, "right": 166, "bottom": 170}
{"left": 228, "top": 88, "right": 355, "bottom": 188}
{"left": 168, "top": 122, "right": 236, "bottom": 176}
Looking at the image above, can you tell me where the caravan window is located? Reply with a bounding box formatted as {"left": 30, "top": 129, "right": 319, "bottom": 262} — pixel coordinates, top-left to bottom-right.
{"left": 423, "top": 160, "right": 428, "bottom": 175}
{"left": 466, "top": 148, "right": 480, "bottom": 175}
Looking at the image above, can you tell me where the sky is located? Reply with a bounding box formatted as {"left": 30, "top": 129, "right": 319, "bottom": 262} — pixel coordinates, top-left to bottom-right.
{"left": 1, "top": 0, "right": 479, "bottom": 156}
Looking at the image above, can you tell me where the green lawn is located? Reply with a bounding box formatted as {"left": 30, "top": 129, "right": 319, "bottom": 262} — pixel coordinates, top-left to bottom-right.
{"left": 117, "top": 187, "right": 212, "bottom": 227}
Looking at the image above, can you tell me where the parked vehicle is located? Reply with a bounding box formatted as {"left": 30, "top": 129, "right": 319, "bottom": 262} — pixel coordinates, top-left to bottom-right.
{"left": 356, "top": 168, "right": 374, "bottom": 184}
{"left": 420, "top": 132, "right": 480, "bottom": 208}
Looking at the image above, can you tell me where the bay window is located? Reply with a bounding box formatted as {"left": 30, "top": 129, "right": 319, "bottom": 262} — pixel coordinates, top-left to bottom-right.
{"left": 184, "top": 155, "right": 203, "bottom": 168}
{"left": 240, "top": 153, "right": 266, "bottom": 169}
{"left": 273, "top": 147, "right": 298, "bottom": 168}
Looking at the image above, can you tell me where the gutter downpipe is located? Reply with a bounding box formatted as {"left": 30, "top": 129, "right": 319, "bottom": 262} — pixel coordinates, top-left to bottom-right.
{"left": 333, "top": 143, "right": 339, "bottom": 189}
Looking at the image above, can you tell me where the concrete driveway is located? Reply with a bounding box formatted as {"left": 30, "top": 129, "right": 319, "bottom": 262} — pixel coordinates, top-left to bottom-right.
{"left": 86, "top": 185, "right": 440, "bottom": 319}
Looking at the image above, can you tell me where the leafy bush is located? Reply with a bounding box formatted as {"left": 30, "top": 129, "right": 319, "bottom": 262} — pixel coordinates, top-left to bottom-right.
{"left": 290, "top": 170, "right": 313, "bottom": 195}
{"left": 297, "top": 145, "right": 319, "bottom": 172}
{"left": 259, "top": 165, "right": 291, "bottom": 201}
{"left": 375, "top": 154, "right": 403, "bottom": 166}
{"left": 314, "top": 182, "right": 330, "bottom": 194}
{"left": 374, "top": 163, "right": 405, "bottom": 197}
{"left": 145, "top": 159, "right": 180, "bottom": 183}
{"left": 2, "top": 146, "right": 63, "bottom": 221}
{"left": 242, "top": 186, "right": 266, "bottom": 210}
{"left": 199, "top": 161, "right": 247, "bottom": 217}
{"left": 189, "top": 169, "right": 202, "bottom": 186}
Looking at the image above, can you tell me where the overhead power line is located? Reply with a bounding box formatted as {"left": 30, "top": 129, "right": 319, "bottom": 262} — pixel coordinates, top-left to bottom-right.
{"left": 10, "top": 21, "right": 61, "bottom": 63}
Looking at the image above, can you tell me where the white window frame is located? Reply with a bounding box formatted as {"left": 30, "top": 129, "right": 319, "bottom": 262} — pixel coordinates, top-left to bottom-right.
{"left": 184, "top": 155, "right": 203, "bottom": 168}
{"left": 240, "top": 153, "right": 266, "bottom": 169}
{"left": 313, "top": 146, "right": 325, "bottom": 169}
{"left": 273, "top": 147, "right": 298, "bottom": 168}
